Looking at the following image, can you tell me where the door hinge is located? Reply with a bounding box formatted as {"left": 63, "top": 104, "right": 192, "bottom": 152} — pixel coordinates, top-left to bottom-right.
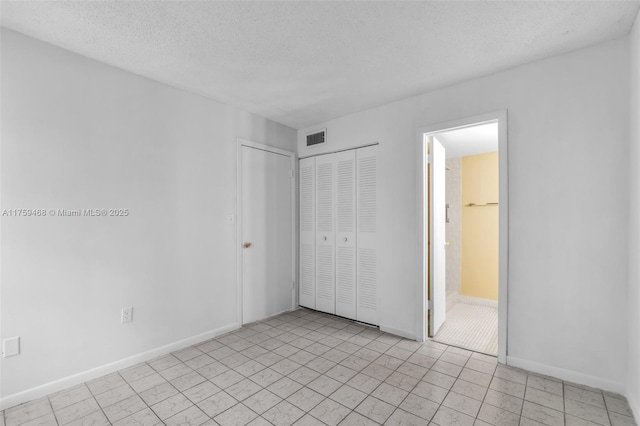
{"left": 427, "top": 300, "right": 433, "bottom": 311}
{"left": 290, "top": 170, "right": 294, "bottom": 179}
{"left": 291, "top": 280, "right": 295, "bottom": 289}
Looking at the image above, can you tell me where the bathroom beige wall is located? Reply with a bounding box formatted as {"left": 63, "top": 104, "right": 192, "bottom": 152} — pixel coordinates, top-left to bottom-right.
{"left": 461, "top": 152, "right": 499, "bottom": 300}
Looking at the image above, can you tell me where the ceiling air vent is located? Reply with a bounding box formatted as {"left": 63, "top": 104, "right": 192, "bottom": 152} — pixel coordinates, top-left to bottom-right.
{"left": 306, "top": 129, "right": 326, "bottom": 147}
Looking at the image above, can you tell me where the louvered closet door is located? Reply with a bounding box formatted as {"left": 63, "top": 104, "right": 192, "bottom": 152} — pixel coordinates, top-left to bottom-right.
{"left": 335, "top": 150, "right": 357, "bottom": 319}
{"left": 315, "top": 153, "right": 336, "bottom": 314}
{"left": 356, "top": 146, "right": 378, "bottom": 325}
{"left": 299, "top": 157, "right": 315, "bottom": 309}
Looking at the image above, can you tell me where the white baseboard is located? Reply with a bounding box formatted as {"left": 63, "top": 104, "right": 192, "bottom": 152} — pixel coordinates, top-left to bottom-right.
{"left": 507, "top": 356, "right": 626, "bottom": 395}
{"left": 0, "top": 322, "right": 240, "bottom": 410}
{"left": 457, "top": 295, "right": 498, "bottom": 308}
{"left": 379, "top": 325, "right": 416, "bottom": 341}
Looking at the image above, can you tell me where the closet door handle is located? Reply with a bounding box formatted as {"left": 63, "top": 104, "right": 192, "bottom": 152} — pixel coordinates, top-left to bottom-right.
{"left": 322, "top": 236, "right": 327, "bottom": 241}
{"left": 343, "top": 237, "right": 348, "bottom": 242}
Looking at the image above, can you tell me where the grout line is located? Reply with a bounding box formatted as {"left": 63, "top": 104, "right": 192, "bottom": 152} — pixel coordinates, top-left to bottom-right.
{"left": 562, "top": 381, "right": 568, "bottom": 424}
{"left": 45, "top": 395, "right": 60, "bottom": 426}
{"left": 473, "top": 355, "right": 491, "bottom": 423}
{"left": 603, "top": 388, "right": 615, "bottom": 426}
{"left": 92, "top": 392, "right": 113, "bottom": 426}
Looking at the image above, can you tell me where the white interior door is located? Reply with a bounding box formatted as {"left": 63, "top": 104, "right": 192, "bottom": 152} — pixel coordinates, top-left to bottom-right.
{"left": 299, "top": 157, "right": 316, "bottom": 309}
{"left": 242, "top": 145, "right": 293, "bottom": 324}
{"left": 335, "top": 149, "right": 356, "bottom": 319}
{"left": 315, "top": 153, "right": 336, "bottom": 314}
{"left": 429, "top": 137, "right": 447, "bottom": 336}
{"left": 356, "top": 145, "right": 378, "bottom": 325}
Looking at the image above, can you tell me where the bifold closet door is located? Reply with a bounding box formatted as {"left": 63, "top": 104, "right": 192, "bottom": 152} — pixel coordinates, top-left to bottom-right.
{"left": 335, "top": 150, "right": 357, "bottom": 319}
{"left": 356, "top": 145, "right": 378, "bottom": 325}
{"left": 299, "top": 157, "right": 315, "bottom": 309}
{"left": 315, "top": 153, "right": 336, "bottom": 314}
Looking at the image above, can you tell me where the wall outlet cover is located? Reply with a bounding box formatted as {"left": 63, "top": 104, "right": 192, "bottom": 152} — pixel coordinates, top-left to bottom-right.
{"left": 3, "top": 336, "right": 20, "bottom": 357}
{"left": 121, "top": 307, "right": 133, "bottom": 323}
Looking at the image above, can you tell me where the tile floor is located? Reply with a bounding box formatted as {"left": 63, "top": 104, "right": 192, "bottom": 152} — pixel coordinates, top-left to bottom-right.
{"left": 434, "top": 303, "right": 498, "bottom": 355}
{"left": 2, "top": 308, "right": 637, "bottom": 426}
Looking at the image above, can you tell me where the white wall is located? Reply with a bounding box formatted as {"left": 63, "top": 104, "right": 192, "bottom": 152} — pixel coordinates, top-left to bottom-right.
{"left": 0, "top": 29, "right": 296, "bottom": 406}
{"left": 299, "top": 38, "right": 630, "bottom": 390}
{"left": 627, "top": 9, "right": 640, "bottom": 420}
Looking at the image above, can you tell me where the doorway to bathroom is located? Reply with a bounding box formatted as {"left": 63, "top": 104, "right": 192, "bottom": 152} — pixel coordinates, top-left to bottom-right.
{"left": 419, "top": 111, "right": 508, "bottom": 360}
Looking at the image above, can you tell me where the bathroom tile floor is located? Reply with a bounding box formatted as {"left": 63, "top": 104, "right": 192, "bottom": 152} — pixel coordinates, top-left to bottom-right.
{"left": 434, "top": 303, "right": 498, "bottom": 356}
{"left": 2, "top": 308, "right": 636, "bottom": 426}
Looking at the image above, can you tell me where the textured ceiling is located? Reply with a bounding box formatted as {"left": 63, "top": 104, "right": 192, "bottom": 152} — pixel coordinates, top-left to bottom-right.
{"left": 2, "top": 1, "right": 639, "bottom": 129}
{"left": 436, "top": 122, "right": 498, "bottom": 159}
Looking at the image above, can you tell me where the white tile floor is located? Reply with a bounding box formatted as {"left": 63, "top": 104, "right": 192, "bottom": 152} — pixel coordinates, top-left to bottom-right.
{"left": 2, "top": 308, "right": 637, "bottom": 426}
{"left": 433, "top": 303, "right": 499, "bottom": 355}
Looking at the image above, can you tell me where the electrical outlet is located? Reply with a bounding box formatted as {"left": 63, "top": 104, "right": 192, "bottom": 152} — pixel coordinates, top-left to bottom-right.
{"left": 2, "top": 336, "right": 20, "bottom": 358}
{"left": 121, "top": 307, "right": 133, "bottom": 323}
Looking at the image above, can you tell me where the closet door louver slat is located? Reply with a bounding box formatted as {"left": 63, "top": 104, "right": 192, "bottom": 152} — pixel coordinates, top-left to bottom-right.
{"left": 356, "top": 146, "right": 378, "bottom": 325}
{"left": 299, "top": 157, "right": 316, "bottom": 309}
{"left": 315, "top": 154, "right": 336, "bottom": 314}
{"left": 335, "top": 149, "right": 357, "bottom": 319}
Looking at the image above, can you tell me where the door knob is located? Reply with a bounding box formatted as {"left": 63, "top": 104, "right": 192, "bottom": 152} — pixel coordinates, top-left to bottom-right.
{"left": 445, "top": 242, "right": 450, "bottom": 247}
{"left": 244, "top": 242, "right": 252, "bottom": 249}
{"left": 323, "top": 236, "right": 327, "bottom": 241}
{"left": 343, "top": 237, "right": 348, "bottom": 242}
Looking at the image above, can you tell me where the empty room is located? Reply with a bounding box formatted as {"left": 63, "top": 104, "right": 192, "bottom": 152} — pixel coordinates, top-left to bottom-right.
{"left": 1, "top": 2, "right": 640, "bottom": 426}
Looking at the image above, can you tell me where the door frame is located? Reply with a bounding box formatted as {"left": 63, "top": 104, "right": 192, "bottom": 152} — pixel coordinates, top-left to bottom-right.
{"left": 236, "top": 138, "right": 297, "bottom": 326}
{"left": 416, "top": 110, "right": 508, "bottom": 363}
